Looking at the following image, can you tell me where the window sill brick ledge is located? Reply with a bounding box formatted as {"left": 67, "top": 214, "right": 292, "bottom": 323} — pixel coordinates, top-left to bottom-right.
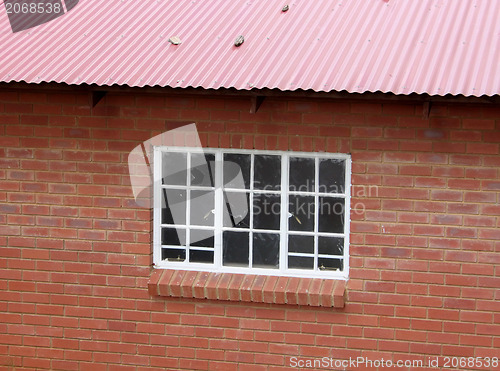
{"left": 148, "top": 269, "right": 346, "bottom": 308}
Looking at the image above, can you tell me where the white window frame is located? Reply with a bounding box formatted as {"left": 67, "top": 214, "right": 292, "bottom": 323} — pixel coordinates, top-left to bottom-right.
{"left": 153, "top": 147, "right": 351, "bottom": 280}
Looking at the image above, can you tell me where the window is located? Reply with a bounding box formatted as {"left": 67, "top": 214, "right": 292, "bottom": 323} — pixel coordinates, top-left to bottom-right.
{"left": 153, "top": 148, "right": 351, "bottom": 279}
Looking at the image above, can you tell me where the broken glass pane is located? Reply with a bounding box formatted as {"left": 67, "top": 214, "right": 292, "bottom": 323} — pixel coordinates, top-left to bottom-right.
{"left": 254, "top": 194, "right": 280, "bottom": 230}
{"left": 161, "top": 189, "right": 186, "bottom": 225}
{"left": 224, "top": 154, "right": 250, "bottom": 189}
{"left": 318, "top": 197, "right": 345, "bottom": 233}
{"left": 162, "top": 152, "right": 187, "bottom": 186}
{"left": 288, "top": 235, "right": 314, "bottom": 254}
{"left": 190, "top": 249, "right": 214, "bottom": 264}
{"left": 318, "top": 258, "right": 343, "bottom": 271}
{"left": 190, "top": 229, "right": 214, "bottom": 248}
{"left": 223, "top": 192, "right": 250, "bottom": 228}
{"left": 288, "top": 195, "right": 315, "bottom": 232}
{"left": 190, "top": 190, "right": 215, "bottom": 226}
{"left": 162, "top": 248, "right": 186, "bottom": 262}
{"left": 254, "top": 155, "right": 281, "bottom": 190}
{"left": 289, "top": 157, "right": 315, "bottom": 192}
{"left": 253, "top": 233, "right": 279, "bottom": 268}
{"left": 190, "top": 153, "right": 215, "bottom": 187}
{"left": 319, "top": 159, "right": 345, "bottom": 194}
{"left": 288, "top": 256, "right": 314, "bottom": 270}
{"left": 318, "top": 236, "right": 344, "bottom": 256}
{"left": 223, "top": 231, "right": 249, "bottom": 266}
{"left": 161, "top": 227, "right": 185, "bottom": 246}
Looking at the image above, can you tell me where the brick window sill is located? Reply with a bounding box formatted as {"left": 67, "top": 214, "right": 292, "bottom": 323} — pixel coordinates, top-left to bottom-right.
{"left": 147, "top": 269, "right": 346, "bottom": 308}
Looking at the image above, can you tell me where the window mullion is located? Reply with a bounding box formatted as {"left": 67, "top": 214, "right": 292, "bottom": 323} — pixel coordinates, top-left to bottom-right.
{"left": 249, "top": 153, "right": 254, "bottom": 268}
{"left": 153, "top": 147, "right": 161, "bottom": 266}
{"left": 343, "top": 156, "right": 352, "bottom": 278}
{"left": 185, "top": 152, "right": 191, "bottom": 262}
{"left": 279, "top": 154, "right": 288, "bottom": 273}
{"left": 314, "top": 156, "right": 319, "bottom": 271}
{"left": 214, "top": 151, "right": 223, "bottom": 270}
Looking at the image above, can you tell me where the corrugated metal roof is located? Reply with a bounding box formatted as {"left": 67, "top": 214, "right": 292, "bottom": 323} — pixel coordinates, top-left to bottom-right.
{"left": 0, "top": 0, "right": 498, "bottom": 96}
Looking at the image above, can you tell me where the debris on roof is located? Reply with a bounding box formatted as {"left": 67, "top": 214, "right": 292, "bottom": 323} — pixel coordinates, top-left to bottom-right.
{"left": 168, "top": 36, "right": 182, "bottom": 45}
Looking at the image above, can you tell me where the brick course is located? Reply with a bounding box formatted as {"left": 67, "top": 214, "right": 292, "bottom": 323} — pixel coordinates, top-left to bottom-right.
{"left": 1, "top": 89, "right": 500, "bottom": 369}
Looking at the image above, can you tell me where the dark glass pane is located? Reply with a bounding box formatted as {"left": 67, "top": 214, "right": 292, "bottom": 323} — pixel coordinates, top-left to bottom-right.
{"left": 223, "top": 192, "right": 250, "bottom": 228}
{"left": 289, "top": 157, "right": 315, "bottom": 192}
{"left": 289, "top": 195, "right": 315, "bottom": 232}
{"left": 190, "top": 230, "right": 214, "bottom": 248}
{"left": 223, "top": 231, "right": 249, "bottom": 266}
{"left": 162, "top": 152, "right": 187, "bottom": 185}
{"left": 288, "top": 235, "right": 314, "bottom": 254}
{"left": 190, "top": 153, "right": 215, "bottom": 187}
{"left": 190, "top": 190, "right": 215, "bottom": 226}
{"left": 318, "top": 258, "right": 343, "bottom": 271}
{"left": 190, "top": 250, "right": 214, "bottom": 264}
{"left": 254, "top": 155, "right": 281, "bottom": 190}
{"left": 224, "top": 154, "right": 250, "bottom": 189}
{"left": 254, "top": 194, "right": 280, "bottom": 230}
{"left": 319, "top": 159, "right": 345, "bottom": 194}
{"left": 161, "top": 228, "right": 185, "bottom": 246}
{"left": 288, "top": 256, "right": 314, "bottom": 270}
{"left": 161, "top": 189, "right": 186, "bottom": 224}
{"left": 162, "top": 248, "right": 186, "bottom": 262}
{"left": 318, "top": 197, "right": 345, "bottom": 233}
{"left": 318, "top": 237, "right": 344, "bottom": 256}
{"left": 253, "top": 233, "right": 279, "bottom": 268}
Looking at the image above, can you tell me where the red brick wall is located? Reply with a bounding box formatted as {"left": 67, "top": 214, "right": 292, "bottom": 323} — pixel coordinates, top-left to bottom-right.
{"left": 0, "top": 89, "right": 499, "bottom": 370}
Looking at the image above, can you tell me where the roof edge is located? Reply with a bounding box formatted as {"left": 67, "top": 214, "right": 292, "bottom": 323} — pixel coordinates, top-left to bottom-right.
{"left": 1, "top": 81, "right": 499, "bottom": 106}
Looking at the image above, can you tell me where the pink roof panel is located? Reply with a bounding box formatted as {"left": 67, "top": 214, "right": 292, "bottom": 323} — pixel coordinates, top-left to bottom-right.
{"left": 0, "top": 0, "right": 498, "bottom": 96}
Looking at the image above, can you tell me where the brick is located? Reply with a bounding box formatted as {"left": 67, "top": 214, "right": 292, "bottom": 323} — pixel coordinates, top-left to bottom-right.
{"left": 481, "top": 180, "right": 500, "bottom": 191}
{"left": 430, "top": 189, "right": 463, "bottom": 201}
{"left": 384, "top": 128, "right": 415, "bottom": 139}
{"left": 365, "top": 211, "right": 396, "bottom": 222}
{"left": 262, "top": 276, "right": 279, "bottom": 303}
{"left": 215, "top": 273, "right": 232, "bottom": 301}
{"left": 462, "top": 118, "right": 495, "bottom": 130}
{"left": 451, "top": 130, "right": 482, "bottom": 141}
{"left": 365, "top": 281, "right": 395, "bottom": 293}
{"left": 464, "top": 192, "right": 496, "bottom": 204}
{"left": 238, "top": 275, "right": 256, "bottom": 302}
{"left": 226, "top": 274, "right": 245, "bottom": 301}
{"left": 316, "top": 126, "right": 349, "bottom": 140}
{"left": 349, "top": 102, "right": 381, "bottom": 114}
{"left": 445, "top": 250, "right": 477, "bottom": 262}
{"left": 399, "top": 165, "right": 432, "bottom": 176}
{"left": 382, "top": 199, "right": 412, "bottom": 211}
{"left": 293, "top": 278, "right": 311, "bottom": 306}
{"left": 447, "top": 203, "right": 478, "bottom": 214}
{"left": 365, "top": 234, "right": 396, "bottom": 246}
{"left": 211, "top": 110, "right": 240, "bottom": 121}
{"left": 352, "top": 127, "right": 382, "bottom": 138}
{"left": 446, "top": 227, "right": 476, "bottom": 238}
{"left": 366, "top": 139, "right": 399, "bottom": 151}
{"left": 201, "top": 273, "right": 220, "bottom": 300}
{"left": 416, "top": 152, "right": 448, "bottom": 164}
{"left": 467, "top": 142, "right": 499, "bottom": 154}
